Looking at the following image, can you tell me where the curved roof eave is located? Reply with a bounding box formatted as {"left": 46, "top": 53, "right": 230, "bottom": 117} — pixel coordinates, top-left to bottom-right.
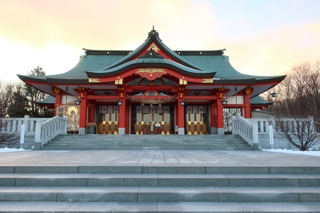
{"left": 213, "top": 78, "right": 256, "bottom": 85}
{"left": 254, "top": 75, "right": 287, "bottom": 84}
{"left": 37, "top": 96, "right": 56, "bottom": 104}
{"left": 17, "top": 74, "right": 47, "bottom": 83}
{"left": 251, "top": 102, "right": 272, "bottom": 106}
{"left": 250, "top": 96, "right": 272, "bottom": 105}
{"left": 86, "top": 58, "right": 216, "bottom": 78}
{"left": 46, "top": 78, "right": 89, "bottom": 84}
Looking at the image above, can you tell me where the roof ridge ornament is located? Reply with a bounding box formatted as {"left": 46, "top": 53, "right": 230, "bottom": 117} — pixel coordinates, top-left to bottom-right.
{"left": 139, "top": 48, "right": 164, "bottom": 59}
{"left": 148, "top": 26, "right": 159, "bottom": 38}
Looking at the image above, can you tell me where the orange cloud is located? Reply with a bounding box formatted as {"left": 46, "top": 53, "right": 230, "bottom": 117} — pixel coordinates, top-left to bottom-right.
{"left": 0, "top": 0, "right": 218, "bottom": 50}
{"left": 226, "top": 23, "right": 320, "bottom": 76}
{"left": 0, "top": 0, "right": 319, "bottom": 82}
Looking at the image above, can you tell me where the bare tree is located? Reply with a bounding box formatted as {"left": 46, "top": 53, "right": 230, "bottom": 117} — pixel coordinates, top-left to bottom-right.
{"left": 267, "top": 60, "right": 320, "bottom": 119}
{"left": 0, "top": 80, "right": 21, "bottom": 147}
{"left": 262, "top": 60, "right": 320, "bottom": 150}
{"left": 273, "top": 115, "right": 320, "bottom": 151}
{"left": 0, "top": 126, "right": 19, "bottom": 148}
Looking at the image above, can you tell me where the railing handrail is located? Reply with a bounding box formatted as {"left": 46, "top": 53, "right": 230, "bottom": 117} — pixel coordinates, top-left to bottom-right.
{"left": 232, "top": 116, "right": 259, "bottom": 150}
{"left": 0, "top": 117, "right": 47, "bottom": 121}
{"left": 34, "top": 116, "right": 67, "bottom": 149}
{"left": 247, "top": 117, "right": 315, "bottom": 134}
{"left": 0, "top": 115, "right": 67, "bottom": 149}
{"left": 0, "top": 116, "right": 48, "bottom": 133}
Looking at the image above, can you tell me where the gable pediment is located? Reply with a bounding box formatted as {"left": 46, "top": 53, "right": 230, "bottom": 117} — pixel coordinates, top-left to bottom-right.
{"left": 104, "top": 28, "right": 202, "bottom": 71}
{"left": 127, "top": 77, "right": 177, "bottom": 86}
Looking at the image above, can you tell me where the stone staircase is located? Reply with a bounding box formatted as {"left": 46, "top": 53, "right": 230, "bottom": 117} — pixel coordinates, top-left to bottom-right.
{"left": 41, "top": 134, "right": 252, "bottom": 150}
{"left": 0, "top": 165, "right": 320, "bottom": 212}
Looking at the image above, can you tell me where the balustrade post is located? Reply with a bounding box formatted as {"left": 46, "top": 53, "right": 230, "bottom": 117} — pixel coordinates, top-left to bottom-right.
{"left": 23, "top": 115, "right": 30, "bottom": 133}
{"left": 12, "top": 120, "right": 17, "bottom": 132}
{"left": 251, "top": 120, "right": 260, "bottom": 150}
{"left": 34, "top": 120, "right": 43, "bottom": 150}
{"left": 63, "top": 116, "right": 68, "bottom": 134}
{"left": 6, "top": 120, "right": 11, "bottom": 132}
{"left": 232, "top": 118, "right": 237, "bottom": 135}
{"left": 308, "top": 116, "right": 314, "bottom": 132}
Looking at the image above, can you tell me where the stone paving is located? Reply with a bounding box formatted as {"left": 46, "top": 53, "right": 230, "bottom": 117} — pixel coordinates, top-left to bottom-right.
{"left": 1, "top": 150, "right": 320, "bottom": 212}
{"left": 0, "top": 150, "right": 319, "bottom": 166}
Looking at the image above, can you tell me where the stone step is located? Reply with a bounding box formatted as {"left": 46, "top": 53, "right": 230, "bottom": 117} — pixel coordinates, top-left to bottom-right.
{"left": 1, "top": 173, "right": 320, "bottom": 187}
{"left": 44, "top": 134, "right": 249, "bottom": 150}
{"left": 51, "top": 140, "right": 246, "bottom": 144}
{"left": 52, "top": 136, "right": 244, "bottom": 142}
{"left": 41, "top": 146, "right": 251, "bottom": 151}
{"left": 66, "top": 135, "right": 239, "bottom": 138}
{"left": 48, "top": 140, "right": 246, "bottom": 144}
{"left": 44, "top": 140, "right": 250, "bottom": 145}
{"left": 43, "top": 144, "right": 250, "bottom": 149}
{"left": 0, "top": 186, "right": 319, "bottom": 202}
{"left": 2, "top": 165, "right": 320, "bottom": 174}
{"left": 0, "top": 201, "right": 320, "bottom": 212}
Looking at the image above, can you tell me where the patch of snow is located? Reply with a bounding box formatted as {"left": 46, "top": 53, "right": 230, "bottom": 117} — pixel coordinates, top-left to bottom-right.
{"left": 262, "top": 149, "right": 320, "bottom": 157}
{"left": 0, "top": 148, "right": 29, "bottom": 153}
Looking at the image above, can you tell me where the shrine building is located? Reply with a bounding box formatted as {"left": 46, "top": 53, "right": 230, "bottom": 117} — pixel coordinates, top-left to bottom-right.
{"left": 18, "top": 28, "right": 285, "bottom": 135}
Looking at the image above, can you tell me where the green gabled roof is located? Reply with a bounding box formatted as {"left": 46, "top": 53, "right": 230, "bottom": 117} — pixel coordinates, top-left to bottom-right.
{"left": 180, "top": 54, "right": 285, "bottom": 81}
{"left": 18, "top": 54, "right": 125, "bottom": 84}
{"left": 49, "top": 55, "right": 124, "bottom": 79}
{"left": 175, "top": 50, "right": 225, "bottom": 56}
{"left": 86, "top": 57, "right": 216, "bottom": 77}
{"left": 17, "top": 28, "right": 285, "bottom": 85}
{"left": 104, "top": 29, "right": 202, "bottom": 71}
{"left": 37, "top": 96, "right": 55, "bottom": 105}
{"left": 45, "top": 55, "right": 125, "bottom": 84}
{"left": 250, "top": 95, "right": 272, "bottom": 105}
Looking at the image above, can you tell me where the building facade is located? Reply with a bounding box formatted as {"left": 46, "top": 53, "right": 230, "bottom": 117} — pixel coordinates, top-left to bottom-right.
{"left": 18, "top": 28, "right": 285, "bottom": 135}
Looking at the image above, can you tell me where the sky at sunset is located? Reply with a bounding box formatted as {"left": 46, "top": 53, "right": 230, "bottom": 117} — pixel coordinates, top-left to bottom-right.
{"left": 0, "top": 0, "right": 320, "bottom": 82}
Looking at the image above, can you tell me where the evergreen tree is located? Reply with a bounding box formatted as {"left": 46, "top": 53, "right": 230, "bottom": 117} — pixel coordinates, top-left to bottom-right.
{"left": 25, "top": 66, "right": 49, "bottom": 117}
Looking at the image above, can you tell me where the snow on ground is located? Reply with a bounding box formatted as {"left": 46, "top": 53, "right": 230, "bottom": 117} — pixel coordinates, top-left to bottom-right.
{"left": 0, "top": 148, "right": 29, "bottom": 153}
{"left": 262, "top": 149, "right": 320, "bottom": 157}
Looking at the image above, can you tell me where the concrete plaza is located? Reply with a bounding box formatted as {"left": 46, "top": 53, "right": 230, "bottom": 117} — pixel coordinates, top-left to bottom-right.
{"left": 1, "top": 150, "right": 319, "bottom": 167}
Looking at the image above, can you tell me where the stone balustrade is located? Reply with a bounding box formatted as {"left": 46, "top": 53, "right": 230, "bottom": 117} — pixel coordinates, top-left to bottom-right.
{"left": 0, "top": 115, "right": 47, "bottom": 134}
{"left": 34, "top": 116, "right": 67, "bottom": 149}
{"left": 232, "top": 116, "right": 259, "bottom": 150}
{"left": 0, "top": 115, "right": 67, "bottom": 149}
{"left": 233, "top": 116, "right": 316, "bottom": 150}
{"left": 248, "top": 117, "right": 314, "bottom": 135}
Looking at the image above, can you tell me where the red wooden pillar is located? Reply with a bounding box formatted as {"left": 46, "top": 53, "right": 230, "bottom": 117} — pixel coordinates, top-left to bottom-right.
{"left": 118, "top": 100, "right": 126, "bottom": 135}
{"left": 210, "top": 103, "right": 217, "bottom": 134}
{"left": 176, "top": 102, "right": 185, "bottom": 135}
{"left": 244, "top": 94, "right": 251, "bottom": 118}
{"left": 54, "top": 93, "right": 62, "bottom": 116}
{"left": 216, "top": 99, "right": 225, "bottom": 134}
{"left": 79, "top": 98, "right": 87, "bottom": 134}
{"left": 125, "top": 102, "right": 130, "bottom": 134}
{"left": 88, "top": 105, "right": 95, "bottom": 123}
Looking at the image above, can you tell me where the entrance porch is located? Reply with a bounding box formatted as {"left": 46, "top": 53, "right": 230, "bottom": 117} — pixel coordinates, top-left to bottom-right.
{"left": 90, "top": 102, "right": 223, "bottom": 135}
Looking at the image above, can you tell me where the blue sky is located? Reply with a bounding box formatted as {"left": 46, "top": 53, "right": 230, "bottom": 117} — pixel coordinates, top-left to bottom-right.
{"left": 209, "top": 0, "right": 320, "bottom": 39}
